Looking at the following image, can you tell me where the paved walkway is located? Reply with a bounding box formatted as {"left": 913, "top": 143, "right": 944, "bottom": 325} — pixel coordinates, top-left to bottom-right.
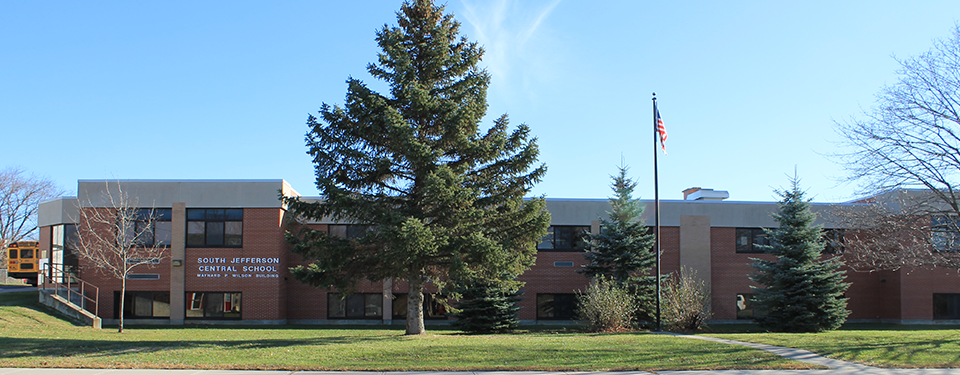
{"left": 656, "top": 332, "right": 872, "bottom": 369}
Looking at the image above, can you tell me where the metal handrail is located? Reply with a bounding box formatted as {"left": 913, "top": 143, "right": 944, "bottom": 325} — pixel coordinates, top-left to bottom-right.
{"left": 42, "top": 263, "right": 99, "bottom": 317}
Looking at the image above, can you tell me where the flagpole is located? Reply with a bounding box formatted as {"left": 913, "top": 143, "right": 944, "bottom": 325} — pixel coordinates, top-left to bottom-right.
{"left": 652, "top": 93, "right": 662, "bottom": 332}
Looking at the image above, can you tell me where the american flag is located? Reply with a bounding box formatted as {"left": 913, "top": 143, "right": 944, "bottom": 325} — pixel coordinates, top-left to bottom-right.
{"left": 656, "top": 107, "right": 667, "bottom": 154}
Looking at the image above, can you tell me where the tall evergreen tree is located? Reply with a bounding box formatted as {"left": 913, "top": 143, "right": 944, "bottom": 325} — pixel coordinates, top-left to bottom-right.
{"left": 749, "top": 177, "right": 850, "bottom": 332}
{"left": 451, "top": 278, "right": 523, "bottom": 334}
{"left": 579, "top": 165, "right": 656, "bottom": 324}
{"left": 283, "top": 0, "right": 550, "bottom": 335}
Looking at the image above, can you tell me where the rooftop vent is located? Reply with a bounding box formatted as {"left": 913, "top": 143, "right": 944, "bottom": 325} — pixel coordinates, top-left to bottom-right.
{"left": 682, "top": 187, "right": 729, "bottom": 201}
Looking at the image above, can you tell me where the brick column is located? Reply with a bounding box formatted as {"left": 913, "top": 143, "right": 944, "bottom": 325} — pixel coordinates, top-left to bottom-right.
{"left": 169, "top": 202, "right": 186, "bottom": 324}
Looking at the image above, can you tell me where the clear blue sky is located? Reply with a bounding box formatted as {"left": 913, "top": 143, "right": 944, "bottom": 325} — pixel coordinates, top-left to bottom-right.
{"left": 3, "top": 1, "right": 958, "bottom": 203}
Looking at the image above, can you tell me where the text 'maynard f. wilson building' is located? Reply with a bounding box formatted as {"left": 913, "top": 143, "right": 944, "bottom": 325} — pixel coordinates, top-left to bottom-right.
{"left": 36, "top": 179, "right": 960, "bottom": 325}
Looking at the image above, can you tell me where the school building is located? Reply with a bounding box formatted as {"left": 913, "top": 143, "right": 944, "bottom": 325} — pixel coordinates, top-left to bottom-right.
{"left": 35, "top": 179, "right": 960, "bottom": 325}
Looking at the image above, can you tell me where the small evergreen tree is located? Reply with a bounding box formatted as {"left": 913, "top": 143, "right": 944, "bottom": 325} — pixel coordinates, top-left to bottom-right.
{"left": 579, "top": 165, "right": 656, "bottom": 324}
{"left": 451, "top": 278, "right": 522, "bottom": 334}
{"left": 749, "top": 177, "right": 851, "bottom": 332}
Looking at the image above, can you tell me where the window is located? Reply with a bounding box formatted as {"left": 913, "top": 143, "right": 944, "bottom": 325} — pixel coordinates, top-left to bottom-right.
{"left": 186, "top": 209, "right": 243, "bottom": 247}
{"left": 537, "top": 293, "right": 577, "bottom": 320}
{"left": 128, "top": 208, "right": 172, "bottom": 246}
{"left": 327, "top": 224, "right": 373, "bottom": 239}
{"left": 736, "top": 293, "right": 762, "bottom": 320}
{"left": 537, "top": 226, "right": 590, "bottom": 251}
{"left": 392, "top": 293, "right": 447, "bottom": 320}
{"left": 327, "top": 293, "right": 383, "bottom": 319}
{"left": 736, "top": 228, "right": 771, "bottom": 253}
{"left": 823, "top": 229, "right": 845, "bottom": 254}
{"left": 115, "top": 291, "right": 170, "bottom": 319}
{"left": 932, "top": 217, "right": 960, "bottom": 253}
{"left": 934, "top": 294, "right": 960, "bottom": 319}
{"left": 185, "top": 292, "right": 242, "bottom": 319}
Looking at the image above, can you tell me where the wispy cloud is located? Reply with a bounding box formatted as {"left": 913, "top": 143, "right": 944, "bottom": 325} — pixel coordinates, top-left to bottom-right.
{"left": 458, "top": 0, "right": 562, "bottom": 104}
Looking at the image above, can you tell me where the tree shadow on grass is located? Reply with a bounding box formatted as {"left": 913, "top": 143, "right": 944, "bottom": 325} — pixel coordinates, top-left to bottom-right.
{"left": 0, "top": 333, "right": 397, "bottom": 360}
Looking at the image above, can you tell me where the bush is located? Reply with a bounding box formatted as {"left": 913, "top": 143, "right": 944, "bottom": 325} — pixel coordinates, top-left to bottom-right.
{"left": 662, "top": 267, "right": 711, "bottom": 331}
{"left": 577, "top": 276, "right": 637, "bottom": 332}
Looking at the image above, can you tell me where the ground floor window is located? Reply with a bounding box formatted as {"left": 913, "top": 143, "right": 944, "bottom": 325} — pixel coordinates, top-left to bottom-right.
{"left": 186, "top": 292, "right": 241, "bottom": 319}
{"left": 537, "top": 293, "right": 577, "bottom": 320}
{"left": 933, "top": 293, "right": 960, "bottom": 319}
{"left": 392, "top": 293, "right": 448, "bottom": 320}
{"left": 114, "top": 291, "right": 170, "bottom": 319}
{"left": 327, "top": 293, "right": 382, "bottom": 319}
{"left": 736, "top": 293, "right": 760, "bottom": 320}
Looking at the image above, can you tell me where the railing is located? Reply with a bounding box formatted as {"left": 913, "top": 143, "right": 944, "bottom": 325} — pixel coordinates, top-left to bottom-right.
{"left": 41, "top": 263, "right": 99, "bottom": 317}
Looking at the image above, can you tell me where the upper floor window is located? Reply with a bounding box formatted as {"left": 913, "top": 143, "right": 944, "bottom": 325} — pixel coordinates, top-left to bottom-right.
{"left": 736, "top": 228, "right": 770, "bottom": 253}
{"left": 932, "top": 217, "right": 960, "bottom": 253}
{"left": 187, "top": 209, "right": 243, "bottom": 247}
{"left": 822, "top": 229, "right": 845, "bottom": 254}
{"left": 327, "top": 224, "right": 374, "bottom": 240}
{"left": 537, "top": 225, "right": 589, "bottom": 251}
{"left": 129, "top": 208, "right": 172, "bottom": 246}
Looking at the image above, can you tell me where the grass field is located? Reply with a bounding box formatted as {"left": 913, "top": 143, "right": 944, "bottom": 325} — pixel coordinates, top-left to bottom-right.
{"left": 3, "top": 291, "right": 959, "bottom": 370}
{"left": 0, "top": 291, "right": 805, "bottom": 371}
{"left": 708, "top": 326, "right": 960, "bottom": 368}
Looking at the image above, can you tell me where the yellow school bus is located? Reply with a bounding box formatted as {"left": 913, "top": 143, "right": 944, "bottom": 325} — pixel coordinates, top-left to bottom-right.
{"left": 7, "top": 241, "right": 41, "bottom": 286}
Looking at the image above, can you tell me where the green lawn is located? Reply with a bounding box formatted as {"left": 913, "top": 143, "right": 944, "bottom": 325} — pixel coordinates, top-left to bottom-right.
{"left": 0, "top": 291, "right": 803, "bottom": 371}
{"left": 707, "top": 325, "right": 960, "bottom": 368}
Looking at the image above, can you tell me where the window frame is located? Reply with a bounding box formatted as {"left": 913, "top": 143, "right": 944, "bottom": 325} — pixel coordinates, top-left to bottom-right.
{"left": 932, "top": 216, "right": 960, "bottom": 253}
{"left": 186, "top": 209, "right": 243, "bottom": 248}
{"left": 536, "top": 293, "right": 578, "bottom": 320}
{"left": 184, "top": 292, "right": 242, "bottom": 319}
{"left": 736, "top": 228, "right": 771, "bottom": 253}
{"left": 130, "top": 208, "right": 173, "bottom": 247}
{"left": 933, "top": 293, "right": 960, "bottom": 319}
{"left": 327, "top": 293, "right": 384, "bottom": 319}
{"left": 537, "top": 225, "right": 590, "bottom": 252}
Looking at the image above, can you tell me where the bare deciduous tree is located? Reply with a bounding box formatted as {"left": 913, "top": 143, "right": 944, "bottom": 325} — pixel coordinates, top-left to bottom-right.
{"left": 0, "top": 166, "right": 63, "bottom": 264}
{"left": 75, "top": 182, "right": 167, "bottom": 333}
{"left": 828, "top": 191, "right": 960, "bottom": 271}
{"left": 832, "top": 26, "right": 960, "bottom": 270}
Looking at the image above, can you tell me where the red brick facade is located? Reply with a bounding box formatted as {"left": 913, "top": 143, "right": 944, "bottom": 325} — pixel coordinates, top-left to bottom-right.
{"left": 36, "top": 180, "right": 960, "bottom": 325}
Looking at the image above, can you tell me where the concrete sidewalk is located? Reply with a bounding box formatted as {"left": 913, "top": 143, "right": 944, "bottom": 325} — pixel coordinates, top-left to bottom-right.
{"left": 2, "top": 370, "right": 960, "bottom": 375}
{"left": 657, "top": 332, "right": 871, "bottom": 370}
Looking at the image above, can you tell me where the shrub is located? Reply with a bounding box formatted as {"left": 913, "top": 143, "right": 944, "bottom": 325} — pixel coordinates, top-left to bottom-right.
{"left": 662, "top": 267, "right": 711, "bottom": 331}
{"left": 577, "top": 276, "right": 637, "bottom": 332}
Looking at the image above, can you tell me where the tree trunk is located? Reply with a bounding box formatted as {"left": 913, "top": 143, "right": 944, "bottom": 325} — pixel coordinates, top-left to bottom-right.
{"left": 118, "top": 276, "right": 125, "bottom": 333}
{"left": 406, "top": 276, "right": 425, "bottom": 335}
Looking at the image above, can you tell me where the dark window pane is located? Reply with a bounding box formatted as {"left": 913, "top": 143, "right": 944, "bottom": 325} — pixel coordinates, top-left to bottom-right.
{"left": 328, "top": 294, "right": 346, "bottom": 318}
{"left": 537, "top": 293, "right": 576, "bottom": 319}
{"left": 224, "top": 222, "right": 242, "bottom": 246}
{"left": 224, "top": 209, "right": 243, "bottom": 221}
{"left": 203, "top": 293, "right": 224, "bottom": 317}
{"left": 206, "top": 222, "right": 224, "bottom": 246}
{"left": 346, "top": 295, "right": 365, "bottom": 317}
{"left": 135, "top": 221, "right": 154, "bottom": 246}
{"left": 537, "top": 228, "right": 554, "bottom": 250}
{"left": 206, "top": 209, "right": 225, "bottom": 220}
{"left": 155, "top": 221, "right": 172, "bottom": 246}
{"left": 187, "top": 209, "right": 205, "bottom": 220}
{"left": 364, "top": 293, "right": 382, "bottom": 317}
{"left": 187, "top": 222, "right": 205, "bottom": 246}
{"left": 20, "top": 249, "right": 33, "bottom": 258}
{"left": 933, "top": 294, "right": 960, "bottom": 319}
{"left": 8, "top": 249, "right": 16, "bottom": 259}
